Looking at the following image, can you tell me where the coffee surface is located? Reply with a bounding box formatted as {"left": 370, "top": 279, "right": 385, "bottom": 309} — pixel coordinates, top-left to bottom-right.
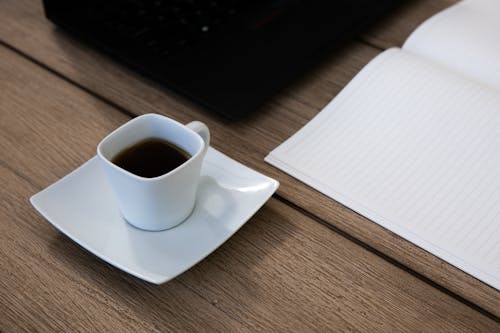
{"left": 111, "top": 138, "right": 190, "bottom": 178}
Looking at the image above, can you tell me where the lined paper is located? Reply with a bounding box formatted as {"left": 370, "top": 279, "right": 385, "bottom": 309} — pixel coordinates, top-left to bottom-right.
{"left": 266, "top": 49, "right": 500, "bottom": 290}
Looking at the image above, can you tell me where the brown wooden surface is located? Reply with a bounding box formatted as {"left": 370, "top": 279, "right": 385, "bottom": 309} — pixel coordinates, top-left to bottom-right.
{"left": 1, "top": 43, "right": 498, "bottom": 332}
{"left": 1, "top": 0, "right": 498, "bottom": 316}
{"left": 361, "top": 0, "right": 458, "bottom": 49}
{"left": 0, "top": 0, "right": 499, "bottom": 331}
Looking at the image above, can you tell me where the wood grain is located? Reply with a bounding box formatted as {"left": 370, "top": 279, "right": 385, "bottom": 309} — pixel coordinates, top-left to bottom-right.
{"left": 1, "top": 166, "right": 249, "bottom": 333}
{"left": 361, "top": 0, "right": 457, "bottom": 49}
{"left": 3, "top": 0, "right": 497, "bottom": 316}
{"left": 0, "top": 44, "right": 498, "bottom": 331}
{"left": 3, "top": 166, "right": 498, "bottom": 332}
{"left": 1, "top": 0, "right": 499, "bottom": 319}
{"left": 1, "top": 0, "right": 498, "bottom": 316}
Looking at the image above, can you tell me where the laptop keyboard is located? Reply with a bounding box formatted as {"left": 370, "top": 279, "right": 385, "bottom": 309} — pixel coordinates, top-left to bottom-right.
{"left": 91, "top": 0, "right": 243, "bottom": 57}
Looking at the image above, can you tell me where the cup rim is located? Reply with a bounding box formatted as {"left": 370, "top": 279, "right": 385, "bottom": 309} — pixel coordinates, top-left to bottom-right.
{"left": 97, "top": 114, "right": 205, "bottom": 182}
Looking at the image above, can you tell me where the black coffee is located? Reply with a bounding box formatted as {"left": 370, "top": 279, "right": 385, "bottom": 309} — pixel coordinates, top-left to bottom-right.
{"left": 111, "top": 138, "right": 191, "bottom": 178}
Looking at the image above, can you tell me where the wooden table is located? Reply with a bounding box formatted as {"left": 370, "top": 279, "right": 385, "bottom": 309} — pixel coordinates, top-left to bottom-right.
{"left": 1, "top": 0, "right": 498, "bottom": 331}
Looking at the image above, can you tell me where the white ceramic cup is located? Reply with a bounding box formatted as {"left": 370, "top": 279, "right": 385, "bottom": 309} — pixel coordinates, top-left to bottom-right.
{"left": 97, "top": 113, "right": 210, "bottom": 231}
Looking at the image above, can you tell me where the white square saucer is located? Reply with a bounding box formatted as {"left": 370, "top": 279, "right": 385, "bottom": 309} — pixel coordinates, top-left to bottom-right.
{"left": 31, "top": 148, "right": 279, "bottom": 284}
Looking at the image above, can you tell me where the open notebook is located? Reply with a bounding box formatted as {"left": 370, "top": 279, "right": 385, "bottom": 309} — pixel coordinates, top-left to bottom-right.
{"left": 265, "top": 0, "right": 500, "bottom": 290}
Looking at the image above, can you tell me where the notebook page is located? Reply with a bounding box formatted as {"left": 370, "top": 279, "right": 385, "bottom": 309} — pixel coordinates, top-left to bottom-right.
{"left": 266, "top": 48, "right": 500, "bottom": 290}
{"left": 403, "top": 0, "right": 500, "bottom": 91}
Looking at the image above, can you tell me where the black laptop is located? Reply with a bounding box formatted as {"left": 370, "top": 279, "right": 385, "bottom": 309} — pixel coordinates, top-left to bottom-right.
{"left": 42, "top": 0, "right": 402, "bottom": 119}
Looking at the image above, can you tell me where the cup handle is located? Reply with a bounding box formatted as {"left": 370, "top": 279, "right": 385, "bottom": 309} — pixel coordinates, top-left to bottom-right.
{"left": 186, "top": 121, "right": 210, "bottom": 154}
